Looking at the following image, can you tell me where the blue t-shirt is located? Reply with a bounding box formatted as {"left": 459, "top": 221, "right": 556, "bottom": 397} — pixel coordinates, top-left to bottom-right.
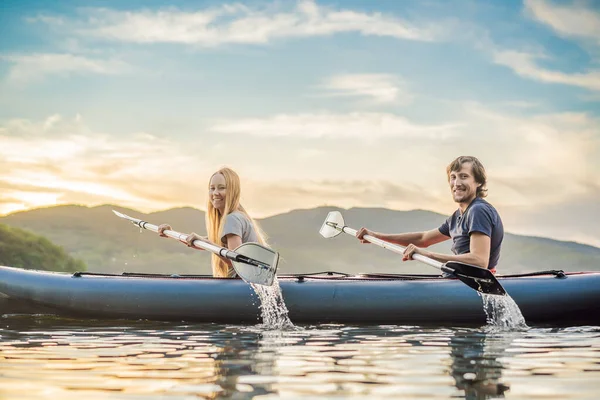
{"left": 438, "top": 198, "right": 504, "bottom": 269}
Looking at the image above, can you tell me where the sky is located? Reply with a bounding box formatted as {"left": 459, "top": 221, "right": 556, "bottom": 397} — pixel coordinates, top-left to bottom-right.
{"left": 0, "top": 0, "right": 599, "bottom": 247}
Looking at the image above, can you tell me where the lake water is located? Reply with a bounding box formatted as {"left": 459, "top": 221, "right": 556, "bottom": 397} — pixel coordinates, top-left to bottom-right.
{"left": 1, "top": 315, "right": 599, "bottom": 399}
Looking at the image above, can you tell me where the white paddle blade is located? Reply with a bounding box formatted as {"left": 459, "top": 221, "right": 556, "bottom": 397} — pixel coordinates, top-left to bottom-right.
{"left": 112, "top": 210, "right": 141, "bottom": 225}
{"left": 319, "top": 211, "right": 345, "bottom": 238}
{"left": 233, "top": 242, "right": 279, "bottom": 286}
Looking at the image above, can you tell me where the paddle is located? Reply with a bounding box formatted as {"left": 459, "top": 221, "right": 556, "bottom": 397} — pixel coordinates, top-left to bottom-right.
{"left": 319, "top": 211, "right": 506, "bottom": 296}
{"left": 112, "top": 210, "right": 278, "bottom": 286}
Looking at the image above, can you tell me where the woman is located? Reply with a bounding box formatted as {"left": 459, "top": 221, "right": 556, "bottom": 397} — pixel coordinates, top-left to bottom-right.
{"left": 157, "top": 167, "right": 267, "bottom": 278}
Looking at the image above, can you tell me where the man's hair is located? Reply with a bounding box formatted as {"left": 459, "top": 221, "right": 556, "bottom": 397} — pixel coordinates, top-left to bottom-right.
{"left": 446, "top": 156, "right": 488, "bottom": 198}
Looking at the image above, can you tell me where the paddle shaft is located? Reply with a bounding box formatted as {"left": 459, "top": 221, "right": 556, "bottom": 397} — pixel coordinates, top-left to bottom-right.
{"left": 120, "top": 213, "right": 270, "bottom": 270}
{"left": 329, "top": 223, "right": 447, "bottom": 271}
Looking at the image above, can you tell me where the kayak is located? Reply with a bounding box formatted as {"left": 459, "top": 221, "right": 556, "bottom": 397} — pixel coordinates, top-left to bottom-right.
{"left": 1, "top": 265, "right": 599, "bottom": 325}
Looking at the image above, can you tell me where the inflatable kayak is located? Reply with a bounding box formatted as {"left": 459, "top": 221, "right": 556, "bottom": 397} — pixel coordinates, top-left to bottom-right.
{"left": 1, "top": 266, "right": 599, "bottom": 325}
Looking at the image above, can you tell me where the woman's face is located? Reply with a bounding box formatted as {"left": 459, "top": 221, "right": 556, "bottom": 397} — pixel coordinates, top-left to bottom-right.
{"left": 209, "top": 173, "right": 227, "bottom": 213}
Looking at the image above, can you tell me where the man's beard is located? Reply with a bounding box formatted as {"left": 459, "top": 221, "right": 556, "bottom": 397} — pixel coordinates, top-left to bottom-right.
{"left": 452, "top": 188, "right": 472, "bottom": 203}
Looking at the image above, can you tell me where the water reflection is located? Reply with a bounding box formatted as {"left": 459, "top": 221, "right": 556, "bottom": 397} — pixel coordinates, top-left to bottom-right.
{"left": 1, "top": 316, "right": 599, "bottom": 399}
{"left": 449, "top": 330, "right": 514, "bottom": 399}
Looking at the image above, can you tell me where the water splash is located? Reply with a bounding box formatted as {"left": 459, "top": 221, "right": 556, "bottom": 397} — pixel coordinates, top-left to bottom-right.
{"left": 480, "top": 293, "right": 528, "bottom": 331}
{"left": 250, "top": 277, "right": 295, "bottom": 330}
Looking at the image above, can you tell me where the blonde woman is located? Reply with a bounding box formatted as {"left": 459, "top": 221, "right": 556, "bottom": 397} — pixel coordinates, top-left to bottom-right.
{"left": 157, "top": 167, "right": 267, "bottom": 278}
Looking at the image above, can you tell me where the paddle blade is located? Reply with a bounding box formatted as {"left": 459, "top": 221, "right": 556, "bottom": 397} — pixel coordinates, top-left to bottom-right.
{"left": 319, "top": 211, "right": 345, "bottom": 238}
{"left": 112, "top": 210, "right": 142, "bottom": 226}
{"left": 112, "top": 209, "right": 125, "bottom": 218}
{"left": 443, "top": 262, "right": 506, "bottom": 296}
{"left": 233, "top": 242, "right": 279, "bottom": 286}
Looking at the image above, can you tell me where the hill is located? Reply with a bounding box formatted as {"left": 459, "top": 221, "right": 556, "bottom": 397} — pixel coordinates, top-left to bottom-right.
{"left": 1, "top": 205, "right": 599, "bottom": 275}
{"left": 0, "top": 223, "right": 85, "bottom": 272}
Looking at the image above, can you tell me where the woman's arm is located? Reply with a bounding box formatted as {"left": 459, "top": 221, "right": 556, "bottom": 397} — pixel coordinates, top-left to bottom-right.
{"left": 216, "top": 233, "right": 243, "bottom": 270}
{"left": 224, "top": 233, "right": 242, "bottom": 250}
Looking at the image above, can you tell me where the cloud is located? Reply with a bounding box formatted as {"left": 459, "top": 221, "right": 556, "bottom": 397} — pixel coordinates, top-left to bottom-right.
{"left": 209, "top": 112, "right": 461, "bottom": 139}
{"left": 319, "top": 73, "right": 412, "bottom": 104}
{"left": 31, "top": 1, "right": 437, "bottom": 46}
{"left": 492, "top": 49, "right": 600, "bottom": 91}
{"left": 457, "top": 103, "right": 600, "bottom": 207}
{"left": 525, "top": 0, "right": 600, "bottom": 42}
{"left": 462, "top": 1, "right": 600, "bottom": 91}
{"left": 2, "top": 53, "right": 133, "bottom": 83}
{"left": 0, "top": 115, "right": 208, "bottom": 214}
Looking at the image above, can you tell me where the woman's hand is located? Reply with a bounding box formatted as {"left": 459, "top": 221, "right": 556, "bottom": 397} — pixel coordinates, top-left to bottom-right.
{"left": 185, "top": 232, "right": 208, "bottom": 247}
{"left": 157, "top": 224, "right": 172, "bottom": 237}
{"left": 356, "top": 227, "right": 375, "bottom": 244}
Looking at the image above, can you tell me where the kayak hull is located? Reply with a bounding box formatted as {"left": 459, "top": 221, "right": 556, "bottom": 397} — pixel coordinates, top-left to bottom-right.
{"left": 1, "top": 266, "right": 599, "bottom": 325}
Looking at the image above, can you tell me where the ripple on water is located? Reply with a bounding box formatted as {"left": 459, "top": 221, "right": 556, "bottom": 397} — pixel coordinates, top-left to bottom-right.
{"left": 0, "top": 316, "right": 599, "bottom": 399}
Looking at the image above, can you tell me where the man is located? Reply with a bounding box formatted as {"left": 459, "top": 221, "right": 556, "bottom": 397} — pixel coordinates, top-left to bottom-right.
{"left": 356, "top": 156, "right": 504, "bottom": 273}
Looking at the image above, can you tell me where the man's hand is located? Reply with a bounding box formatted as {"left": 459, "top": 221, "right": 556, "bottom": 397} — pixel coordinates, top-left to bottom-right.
{"left": 402, "top": 243, "right": 427, "bottom": 261}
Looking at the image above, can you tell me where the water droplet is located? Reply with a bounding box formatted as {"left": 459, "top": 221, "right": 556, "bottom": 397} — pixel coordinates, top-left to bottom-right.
{"left": 481, "top": 293, "right": 528, "bottom": 331}
{"left": 250, "top": 277, "right": 295, "bottom": 330}
{"left": 463, "top": 372, "right": 477, "bottom": 380}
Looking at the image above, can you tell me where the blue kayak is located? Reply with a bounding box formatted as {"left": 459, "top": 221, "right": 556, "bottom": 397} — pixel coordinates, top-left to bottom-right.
{"left": 1, "top": 265, "right": 598, "bottom": 325}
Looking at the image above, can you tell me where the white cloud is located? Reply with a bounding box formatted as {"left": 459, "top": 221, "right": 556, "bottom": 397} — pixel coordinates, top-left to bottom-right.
{"left": 492, "top": 49, "right": 600, "bottom": 91}
{"left": 463, "top": 1, "right": 600, "bottom": 92}
{"left": 525, "top": 0, "right": 600, "bottom": 42}
{"left": 2, "top": 53, "right": 132, "bottom": 83}
{"left": 209, "top": 112, "right": 461, "bottom": 139}
{"left": 32, "top": 0, "right": 437, "bottom": 46}
{"left": 319, "top": 73, "right": 412, "bottom": 104}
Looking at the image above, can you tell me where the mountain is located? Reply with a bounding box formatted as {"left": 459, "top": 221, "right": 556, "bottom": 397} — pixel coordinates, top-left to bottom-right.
{"left": 1, "top": 205, "right": 599, "bottom": 275}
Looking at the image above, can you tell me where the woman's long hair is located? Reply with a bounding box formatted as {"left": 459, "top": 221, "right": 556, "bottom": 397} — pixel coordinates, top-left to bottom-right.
{"left": 206, "top": 167, "right": 267, "bottom": 277}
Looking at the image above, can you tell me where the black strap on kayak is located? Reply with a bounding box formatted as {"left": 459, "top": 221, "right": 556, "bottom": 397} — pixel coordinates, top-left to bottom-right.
{"left": 284, "top": 272, "right": 444, "bottom": 283}
{"left": 72, "top": 271, "right": 217, "bottom": 279}
{"left": 286, "top": 271, "right": 353, "bottom": 277}
{"left": 498, "top": 270, "right": 566, "bottom": 279}
{"left": 283, "top": 271, "right": 352, "bottom": 283}
{"left": 356, "top": 273, "right": 442, "bottom": 280}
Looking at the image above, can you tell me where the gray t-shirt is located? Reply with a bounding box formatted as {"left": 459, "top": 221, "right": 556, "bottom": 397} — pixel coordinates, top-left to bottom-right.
{"left": 220, "top": 211, "right": 259, "bottom": 246}
{"left": 438, "top": 197, "right": 504, "bottom": 269}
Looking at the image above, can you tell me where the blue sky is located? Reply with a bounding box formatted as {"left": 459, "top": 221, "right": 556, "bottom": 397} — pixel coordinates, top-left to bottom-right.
{"left": 1, "top": 0, "right": 599, "bottom": 246}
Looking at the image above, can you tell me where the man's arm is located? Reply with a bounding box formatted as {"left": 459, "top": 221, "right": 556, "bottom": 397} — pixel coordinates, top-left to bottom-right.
{"left": 406, "top": 232, "right": 491, "bottom": 269}
{"left": 357, "top": 228, "right": 449, "bottom": 248}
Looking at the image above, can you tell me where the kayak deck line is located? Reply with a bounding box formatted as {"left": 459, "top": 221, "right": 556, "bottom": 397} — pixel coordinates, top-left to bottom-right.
{"left": 67, "top": 269, "right": 573, "bottom": 281}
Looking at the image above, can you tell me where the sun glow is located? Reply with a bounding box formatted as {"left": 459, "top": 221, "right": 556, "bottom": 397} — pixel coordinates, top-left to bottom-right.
{"left": 0, "top": 191, "right": 61, "bottom": 216}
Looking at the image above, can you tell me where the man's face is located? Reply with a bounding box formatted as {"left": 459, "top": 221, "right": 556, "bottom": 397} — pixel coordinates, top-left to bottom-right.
{"left": 448, "top": 162, "right": 480, "bottom": 204}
